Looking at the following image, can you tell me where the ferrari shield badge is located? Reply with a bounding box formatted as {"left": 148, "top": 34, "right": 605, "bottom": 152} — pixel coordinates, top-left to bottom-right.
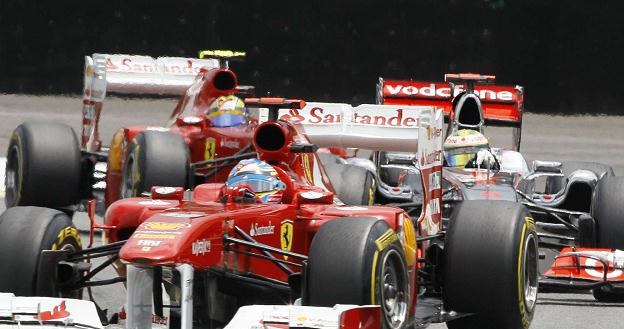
{"left": 281, "top": 220, "right": 293, "bottom": 260}
{"left": 204, "top": 137, "right": 216, "bottom": 164}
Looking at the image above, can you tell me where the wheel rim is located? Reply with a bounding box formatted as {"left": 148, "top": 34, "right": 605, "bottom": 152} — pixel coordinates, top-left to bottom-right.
{"left": 5, "top": 145, "right": 20, "bottom": 206}
{"left": 380, "top": 249, "right": 408, "bottom": 328}
{"left": 522, "top": 233, "right": 539, "bottom": 312}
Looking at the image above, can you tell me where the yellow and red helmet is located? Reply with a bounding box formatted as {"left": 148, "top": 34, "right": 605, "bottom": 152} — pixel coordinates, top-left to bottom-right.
{"left": 207, "top": 95, "right": 248, "bottom": 127}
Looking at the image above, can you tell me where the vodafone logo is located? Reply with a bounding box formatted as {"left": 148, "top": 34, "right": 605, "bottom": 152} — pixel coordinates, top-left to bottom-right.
{"left": 384, "top": 82, "right": 515, "bottom": 102}
{"left": 386, "top": 84, "right": 452, "bottom": 98}
{"left": 281, "top": 107, "right": 420, "bottom": 128}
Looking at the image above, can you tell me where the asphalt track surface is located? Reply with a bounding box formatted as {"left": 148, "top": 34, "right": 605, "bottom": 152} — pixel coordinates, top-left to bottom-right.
{"left": 0, "top": 94, "right": 623, "bottom": 329}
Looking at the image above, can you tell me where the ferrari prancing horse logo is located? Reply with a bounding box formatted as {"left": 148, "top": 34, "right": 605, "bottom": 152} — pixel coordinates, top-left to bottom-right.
{"left": 281, "top": 220, "right": 293, "bottom": 260}
{"left": 204, "top": 138, "right": 216, "bottom": 164}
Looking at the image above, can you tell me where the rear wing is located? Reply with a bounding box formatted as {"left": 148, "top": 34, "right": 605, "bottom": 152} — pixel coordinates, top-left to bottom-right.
{"left": 377, "top": 78, "right": 524, "bottom": 126}
{"left": 83, "top": 54, "right": 220, "bottom": 102}
{"left": 289, "top": 103, "right": 442, "bottom": 156}
{"left": 254, "top": 101, "right": 443, "bottom": 159}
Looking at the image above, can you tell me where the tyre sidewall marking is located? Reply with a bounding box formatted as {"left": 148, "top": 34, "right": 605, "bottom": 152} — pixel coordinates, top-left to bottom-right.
{"left": 129, "top": 141, "right": 141, "bottom": 196}
{"left": 517, "top": 216, "right": 535, "bottom": 329}
{"left": 52, "top": 226, "right": 82, "bottom": 250}
{"left": 368, "top": 176, "right": 376, "bottom": 206}
{"left": 401, "top": 215, "right": 417, "bottom": 268}
{"left": 302, "top": 153, "right": 314, "bottom": 185}
{"left": 108, "top": 131, "right": 125, "bottom": 172}
{"left": 371, "top": 249, "right": 380, "bottom": 304}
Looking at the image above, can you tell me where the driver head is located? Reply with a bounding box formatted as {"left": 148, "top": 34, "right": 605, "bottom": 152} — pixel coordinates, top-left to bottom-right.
{"left": 207, "top": 95, "right": 249, "bottom": 127}
{"left": 443, "top": 129, "right": 489, "bottom": 167}
{"left": 226, "top": 158, "right": 286, "bottom": 203}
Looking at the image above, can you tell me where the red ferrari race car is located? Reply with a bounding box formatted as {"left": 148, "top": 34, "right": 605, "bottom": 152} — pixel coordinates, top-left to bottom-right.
{"left": 0, "top": 98, "right": 537, "bottom": 329}
{"left": 4, "top": 50, "right": 257, "bottom": 212}
{"left": 373, "top": 73, "right": 624, "bottom": 302}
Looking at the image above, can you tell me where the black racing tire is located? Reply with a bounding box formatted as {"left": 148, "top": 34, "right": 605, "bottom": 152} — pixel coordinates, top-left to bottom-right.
{"left": 545, "top": 161, "right": 614, "bottom": 194}
{"left": 5, "top": 122, "right": 81, "bottom": 208}
{"left": 590, "top": 176, "right": 624, "bottom": 302}
{"left": 121, "top": 131, "right": 189, "bottom": 198}
{"left": 306, "top": 217, "right": 409, "bottom": 329}
{"left": 0, "top": 206, "right": 82, "bottom": 297}
{"left": 317, "top": 153, "right": 376, "bottom": 205}
{"left": 444, "top": 201, "right": 539, "bottom": 329}
{"left": 592, "top": 176, "right": 624, "bottom": 250}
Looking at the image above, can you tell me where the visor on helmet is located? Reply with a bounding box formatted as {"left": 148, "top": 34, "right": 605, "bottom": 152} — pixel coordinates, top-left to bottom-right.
{"left": 210, "top": 112, "right": 247, "bottom": 127}
{"left": 444, "top": 146, "right": 483, "bottom": 167}
{"left": 226, "top": 173, "right": 285, "bottom": 193}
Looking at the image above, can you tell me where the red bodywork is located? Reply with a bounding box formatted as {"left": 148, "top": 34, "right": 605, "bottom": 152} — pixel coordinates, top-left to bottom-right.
{"left": 99, "top": 66, "right": 255, "bottom": 207}
{"left": 100, "top": 99, "right": 440, "bottom": 319}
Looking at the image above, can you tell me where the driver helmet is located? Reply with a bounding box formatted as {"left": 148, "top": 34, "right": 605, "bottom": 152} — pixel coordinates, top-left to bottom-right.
{"left": 226, "top": 158, "right": 286, "bottom": 203}
{"left": 443, "top": 129, "right": 489, "bottom": 167}
{"left": 207, "top": 95, "right": 248, "bottom": 127}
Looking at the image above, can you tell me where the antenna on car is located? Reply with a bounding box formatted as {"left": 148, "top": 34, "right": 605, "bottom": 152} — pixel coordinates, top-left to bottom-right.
{"left": 444, "top": 73, "right": 496, "bottom": 94}
{"left": 198, "top": 50, "right": 246, "bottom": 69}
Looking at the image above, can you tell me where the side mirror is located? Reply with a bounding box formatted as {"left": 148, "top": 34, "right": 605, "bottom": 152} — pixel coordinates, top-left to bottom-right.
{"left": 532, "top": 160, "right": 562, "bottom": 173}
{"left": 382, "top": 152, "right": 417, "bottom": 166}
{"left": 176, "top": 115, "right": 209, "bottom": 129}
{"left": 151, "top": 186, "right": 184, "bottom": 201}
{"left": 294, "top": 190, "right": 334, "bottom": 205}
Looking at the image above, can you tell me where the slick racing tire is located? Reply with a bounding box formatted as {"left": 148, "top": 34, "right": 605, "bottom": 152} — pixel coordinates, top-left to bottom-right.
{"left": 591, "top": 176, "right": 624, "bottom": 302}
{"left": 545, "top": 161, "right": 614, "bottom": 194}
{"left": 0, "top": 206, "right": 82, "bottom": 297}
{"left": 317, "top": 153, "right": 376, "bottom": 206}
{"left": 306, "top": 217, "right": 409, "bottom": 329}
{"left": 444, "top": 201, "right": 539, "bottom": 329}
{"left": 121, "top": 131, "right": 189, "bottom": 198}
{"left": 592, "top": 176, "right": 624, "bottom": 250}
{"left": 5, "top": 122, "right": 81, "bottom": 208}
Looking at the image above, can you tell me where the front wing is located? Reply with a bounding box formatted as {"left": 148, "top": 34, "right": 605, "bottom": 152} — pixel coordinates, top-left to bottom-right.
{"left": 0, "top": 293, "right": 102, "bottom": 328}
{"left": 541, "top": 247, "right": 624, "bottom": 291}
{"left": 224, "top": 304, "right": 381, "bottom": 329}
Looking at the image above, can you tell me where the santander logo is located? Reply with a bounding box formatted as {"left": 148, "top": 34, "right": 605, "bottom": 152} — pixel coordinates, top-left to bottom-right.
{"left": 384, "top": 82, "right": 516, "bottom": 102}
{"left": 105, "top": 56, "right": 204, "bottom": 74}
{"left": 281, "top": 107, "right": 420, "bottom": 128}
